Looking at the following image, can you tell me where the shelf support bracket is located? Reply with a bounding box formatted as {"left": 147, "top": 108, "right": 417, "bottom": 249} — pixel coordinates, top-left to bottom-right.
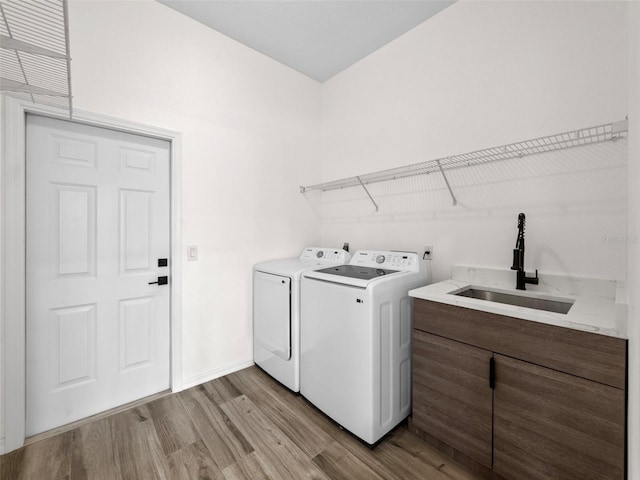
{"left": 357, "top": 176, "right": 379, "bottom": 212}
{"left": 436, "top": 160, "right": 458, "bottom": 206}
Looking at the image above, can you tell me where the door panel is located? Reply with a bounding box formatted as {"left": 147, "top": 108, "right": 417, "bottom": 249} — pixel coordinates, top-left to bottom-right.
{"left": 26, "top": 114, "right": 171, "bottom": 436}
{"left": 412, "top": 330, "right": 494, "bottom": 468}
{"left": 51, "top": 304, "right": 97, "bottom": 389}
{"left": 493, "top": 354, "right": 625, "bottom": 480}
{"left": 120, "top": 189, "right": 153, "bottom": 273}
{"left": 119, "top": 296, "right": 154, "bottom": 371}
{"left": 253, "top": 271, "right": 291, "bottom": 360}
{"left": 52, "top": 184, "right": 97, "bottom": 277}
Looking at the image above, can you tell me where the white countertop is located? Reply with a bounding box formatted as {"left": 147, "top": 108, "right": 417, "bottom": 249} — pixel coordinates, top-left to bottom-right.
{"left": 409, "top": 266, "right": 628, "bottom": 339}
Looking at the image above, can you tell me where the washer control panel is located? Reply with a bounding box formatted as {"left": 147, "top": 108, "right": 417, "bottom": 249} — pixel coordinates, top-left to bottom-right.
{"left": 350, "top": 250, "right": 420, "bottom": 271}
{"left": 300, "top": 247, "right": 351, "bottom": 264}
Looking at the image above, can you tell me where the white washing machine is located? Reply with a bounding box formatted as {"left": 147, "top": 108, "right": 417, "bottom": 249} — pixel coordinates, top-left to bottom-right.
{"left": 253, "top": 247, "right": 351, "bottom": 392}
{"left": 300, "top": 250, "right": 429, "bottom": 445}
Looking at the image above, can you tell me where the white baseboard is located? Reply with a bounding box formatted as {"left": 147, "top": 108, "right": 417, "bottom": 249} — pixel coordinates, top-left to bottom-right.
{"left": 180, "top": 359, "right": 255, "bottom": 391}
{"left": 0, "top": 437, "right": 6, "bottom": 455}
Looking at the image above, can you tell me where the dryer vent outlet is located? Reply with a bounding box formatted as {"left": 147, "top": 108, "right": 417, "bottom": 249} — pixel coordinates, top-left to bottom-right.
{"left": 423, "top": 246, "right": 433, "bottom": 260}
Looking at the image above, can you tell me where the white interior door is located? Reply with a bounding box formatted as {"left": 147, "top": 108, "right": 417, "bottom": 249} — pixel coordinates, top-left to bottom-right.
{"left": 26, "top": 114, "right": 171, "bottom": 436}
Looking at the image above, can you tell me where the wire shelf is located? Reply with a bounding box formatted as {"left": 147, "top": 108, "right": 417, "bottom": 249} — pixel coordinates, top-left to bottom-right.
{"left": 300, "top": 119, "right": 628, "bottom": 208}
{"left": 0, "top": 0, "right": 72, "bottom": 116}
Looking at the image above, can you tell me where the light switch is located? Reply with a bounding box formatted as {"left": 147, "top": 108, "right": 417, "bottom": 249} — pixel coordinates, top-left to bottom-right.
{"left": 187, "top": 245, "right": 198, "bottom": 261}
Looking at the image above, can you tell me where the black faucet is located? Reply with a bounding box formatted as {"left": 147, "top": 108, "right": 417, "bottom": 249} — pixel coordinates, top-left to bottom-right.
{"left": 511, "top": 212, "right": 539, "bottom": 290}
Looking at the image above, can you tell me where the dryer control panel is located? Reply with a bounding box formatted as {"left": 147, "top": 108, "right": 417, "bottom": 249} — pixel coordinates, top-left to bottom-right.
{"left": 300, "top": 247, "right": 351, "bottom": 264}
{"left": 350, "top": 250, "right": 420, "bottom": 272}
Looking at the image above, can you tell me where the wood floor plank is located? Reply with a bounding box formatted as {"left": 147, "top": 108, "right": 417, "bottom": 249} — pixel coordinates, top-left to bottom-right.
{"left": 234, "top": 368, "right": 482, "bottom": 480}
{"left": 226, "top": 367, "right": 335, "bottom": 458}
{"left": 374, "top": 428, "right": 485, "bottom": 480}
{"left": 177, "top": 384, "right": 254, "bottom": 470}
{"left": 23, "top": 390, "right": 170, "bottom": 448}
{"left": 312, "top": 441, "right": 387, "bottom": 480}
{"left": 203, "top": 375, "right": 244, "bottom": 404}
{"left": 221, "top": 394, "right": 331, "bottom": 480}
{"left": 323, "top": 428, "right": 417, "bottom": 480}
{"left": 222, "top": 451, "right": 280, "bottom": 480}
{"left": 166, "top": 439, "right": 225, "bottom": 480}
{"left": 69, "top": 416, "right": 121, "bottom": 480}
{"left": 146, "top": 394, "right": 200, "bottom": 456}
{"left": 3, "top": 366, "right": 483, "bottom": 480}
{"left": 1, "top": 430, "right": 73, "bottom": 480}
{"left": 230, "top": 368, "right": 366, "bottom": 449}
{"left": 0, "top": 445, "right": 24, "bottom": 480}
{"left": 110, "top": 405, "right": 170, "bottom": 480}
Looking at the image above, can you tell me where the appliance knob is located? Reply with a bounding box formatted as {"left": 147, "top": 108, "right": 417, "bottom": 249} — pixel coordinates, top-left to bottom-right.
{"left": 317, "top": 251, "right": 324, "bottom": 258}
{"left": 376, "top": 255, "right": 385, "bottom": 264}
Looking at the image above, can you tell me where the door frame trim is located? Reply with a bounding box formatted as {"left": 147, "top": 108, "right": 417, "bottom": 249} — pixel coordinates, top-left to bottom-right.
{"left": 1, "top": 97, "right": 184, "bottom": 453}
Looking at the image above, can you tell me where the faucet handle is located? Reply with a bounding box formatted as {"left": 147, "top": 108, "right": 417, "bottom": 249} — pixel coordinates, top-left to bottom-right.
{"left": 526, "top": 269, "right": 540, "bottom": 285}
{"left": 511, "top": 248, "right": 522, "bottom": 270}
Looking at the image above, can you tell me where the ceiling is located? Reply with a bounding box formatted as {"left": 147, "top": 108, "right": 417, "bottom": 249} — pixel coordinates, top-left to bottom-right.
{"left": 157, "top": 0, "right": 455, "bottom": 82}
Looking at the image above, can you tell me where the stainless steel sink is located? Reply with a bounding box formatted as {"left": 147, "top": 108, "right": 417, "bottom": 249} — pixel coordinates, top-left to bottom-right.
{"left": 454, "top": 288, "right": 574, "bottom": 314}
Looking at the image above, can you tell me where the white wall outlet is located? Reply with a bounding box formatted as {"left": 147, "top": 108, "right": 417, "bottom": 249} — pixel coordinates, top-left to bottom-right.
{"left": 187, "top": 245, "right": 198, "bottom": 261}
{"left": 423, "top": 246, "right": 433, "bottom": 260}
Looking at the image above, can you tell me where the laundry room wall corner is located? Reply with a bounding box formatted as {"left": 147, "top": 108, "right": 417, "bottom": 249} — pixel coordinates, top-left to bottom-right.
{"left": 1, "top": 1, "right": 322, "bottom": 449}
{"left": 66, "top": 1, "right": 322, "bottom": 393}
{"left": 319, "top": 1, "right": 628, "bottom": 283}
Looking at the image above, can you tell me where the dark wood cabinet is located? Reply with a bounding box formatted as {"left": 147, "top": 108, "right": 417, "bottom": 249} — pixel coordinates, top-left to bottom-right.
{"left": 493, "top": 354, "right": 625, "bottom": 480}
{"left": 412, "top": 330, "right": 493, "bottom": 468}
{"left": 410, "top": 299, "right": 627, "bottom": 480}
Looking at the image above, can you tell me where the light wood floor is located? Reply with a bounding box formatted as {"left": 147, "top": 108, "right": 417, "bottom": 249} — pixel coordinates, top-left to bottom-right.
{"left": 1, "top": 366, "right": 482, "bottom": 480}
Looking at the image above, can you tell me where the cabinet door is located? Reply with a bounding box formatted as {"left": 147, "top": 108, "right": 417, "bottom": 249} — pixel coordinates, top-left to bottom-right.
{"left": 493, "top": 354, "right": 625, "bottom": 480}
{"left": 412, "top": 330, "right": 493, "bottom": 468}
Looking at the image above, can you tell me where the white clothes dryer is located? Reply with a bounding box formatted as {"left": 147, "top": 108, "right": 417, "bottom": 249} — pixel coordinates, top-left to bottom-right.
{"left": 253, "top": 247, "right": 351, "bottom": 392}
{"left": 300, "top": 250, "right": 429, "bottom": 445}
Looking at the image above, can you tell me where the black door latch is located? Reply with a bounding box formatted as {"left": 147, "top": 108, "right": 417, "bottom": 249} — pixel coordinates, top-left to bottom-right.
{"left": 148, "top": 276, "right": 168, "bottom": 285}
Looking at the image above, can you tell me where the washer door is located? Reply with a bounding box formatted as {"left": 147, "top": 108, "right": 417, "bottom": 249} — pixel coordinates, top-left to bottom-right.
{"left": 254, "top": 271, "right": 291, "bottom": 360}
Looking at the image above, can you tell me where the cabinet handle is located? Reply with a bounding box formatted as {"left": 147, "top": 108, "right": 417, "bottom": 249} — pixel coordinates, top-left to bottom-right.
{"left": 489, "top": 357, "right": 495, "bottom": 389}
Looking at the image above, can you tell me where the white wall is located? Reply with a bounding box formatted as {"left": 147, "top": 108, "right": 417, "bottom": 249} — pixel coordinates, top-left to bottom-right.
{"left": 63, "top": 0, "right": 323, "bottom": 385}
{"left": 0, "top": 0, "right": 321, "bottom": 420}
{"left": 0, "top": 0, "right": 322, "bottom": 446}
{"left": 318, "top": 1, "right": 629, "bottom": 283}
{"left": 626, "top": 2, "right": 640, "bottom": 477}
